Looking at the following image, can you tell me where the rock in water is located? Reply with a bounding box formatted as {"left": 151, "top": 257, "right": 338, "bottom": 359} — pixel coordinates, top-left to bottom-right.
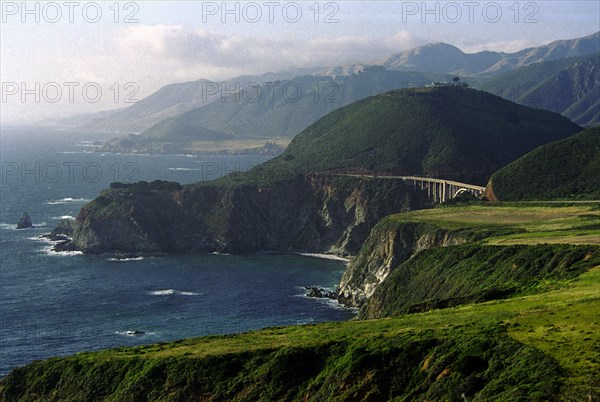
{"left": 16, "top": 212, "right": 33, "bottom": 229}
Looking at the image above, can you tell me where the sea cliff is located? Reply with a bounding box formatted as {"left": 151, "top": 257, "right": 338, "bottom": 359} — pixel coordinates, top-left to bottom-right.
{"left": 59, "top": 175, "right": 429, "bottom": 256}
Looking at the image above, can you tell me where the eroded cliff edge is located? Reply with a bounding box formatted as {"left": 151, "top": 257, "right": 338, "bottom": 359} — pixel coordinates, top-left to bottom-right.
{"left": 337, "top": 218, "right": 511, "bottom": 307}
{"left": 337, "top": 208, "right": 600, "bottom": 316}
{"left": 58, "top": 175, "right": 429, "bottom": 256}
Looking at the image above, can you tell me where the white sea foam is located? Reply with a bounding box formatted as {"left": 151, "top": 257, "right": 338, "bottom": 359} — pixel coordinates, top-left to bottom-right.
{"left": 167, "top": 167, "right": 201, "bottom": 171}
{"left": 51, "top": 215, "right": 76, "bottom": 220}
{"left": 47, "top": 197, "right": 91, "bottom": 205}
{"left": 0, "top": 222, "right": 47, "bottom": 230}
{"left": 148, "top": 289, "right": 200, "bottom": 296}
{"left": 294, "top": 252, "right": 350, "bottom": 262}
{"left": 115, "top": 330, "right": 155, "bottom": 336}
{"left": 294, "top": 287, "right": 358, "bottom": 312}
{"left": 107, "top": 256, "right": 145, "bottom": 262}
{"left": 40, "top": 245, "right": 83, "bottom": 257}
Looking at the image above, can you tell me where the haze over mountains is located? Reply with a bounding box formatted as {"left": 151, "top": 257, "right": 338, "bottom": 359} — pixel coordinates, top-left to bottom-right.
{"left": 49, "top": 31, "right": 600, "bottom": 155}
{"left": 485, "top": 53, "right": 600, "bottom": 126}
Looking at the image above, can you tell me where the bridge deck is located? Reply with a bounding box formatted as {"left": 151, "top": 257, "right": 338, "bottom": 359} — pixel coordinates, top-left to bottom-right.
{"left": 331, "top": 174, "right": 486, "bottom": 192}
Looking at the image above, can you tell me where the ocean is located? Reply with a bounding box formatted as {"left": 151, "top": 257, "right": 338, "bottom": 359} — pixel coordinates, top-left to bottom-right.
{"left": 0, "top": 127, "right": 355, "bottom": 377}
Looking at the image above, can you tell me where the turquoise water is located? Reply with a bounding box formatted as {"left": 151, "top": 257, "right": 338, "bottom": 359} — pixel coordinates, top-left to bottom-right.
{"left": 0, "top": 128, "right": 355, "bottom": 377}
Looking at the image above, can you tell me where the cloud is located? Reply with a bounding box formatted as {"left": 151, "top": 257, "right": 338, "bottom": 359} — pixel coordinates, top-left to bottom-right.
{"left": 113, "top": 25, "right": 420, "bottom": 77}
{"left": 460, "top": 39, "right": 540, "bottom": 54}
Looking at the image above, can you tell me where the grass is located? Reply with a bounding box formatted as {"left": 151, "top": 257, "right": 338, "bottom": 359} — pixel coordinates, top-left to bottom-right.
{"left": 203, "top": 86, "right": 581, "bottom": 187}
{"left": 384, "top": 203, "right": 600, "bottom": 245}
{"left": 3, "top": 267, "right": 597, "bottom": 400}
{"left": 3, "top": 204, "right": 599, "bottom": 400}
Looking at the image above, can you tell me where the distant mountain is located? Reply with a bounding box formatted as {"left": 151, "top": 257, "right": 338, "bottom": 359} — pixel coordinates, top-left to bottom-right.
{"left": 484, "top": 54, "right": 600, "bottom": 126}
{"left": 377, "top": 31, "right": 600, "bottom": 75}
{"left": 100, "top": 68, "right": 451, "bottom": 154}
{"left": 48, "top": 32, "right": 599, "bottom": 138}
{"left": 51, "top": 68, "right": 322, "bottom": 134}
{"left": 246, "top": 87, "right": 582, "bottom": 185}
{"left": 486, "top": 127, "right": 600, "bottom": 201}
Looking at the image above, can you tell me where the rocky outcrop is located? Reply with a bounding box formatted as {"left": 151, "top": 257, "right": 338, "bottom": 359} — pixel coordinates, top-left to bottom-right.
{"left": 16, "top": 212, "right": 33, "bottom": 229}
{"left": 337, "top": 220, "right": 473, "bottom": 307}
{"left": 57, "top": 176, "right": 429, "bottom": 256}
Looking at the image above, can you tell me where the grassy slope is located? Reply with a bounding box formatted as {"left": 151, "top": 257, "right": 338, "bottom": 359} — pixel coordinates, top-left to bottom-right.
{"left": 488, "top": 127, "right": 600, "bottom": 201}
{"left": 361, "top": 243, "right": 600, "bottom": 317}
{"left": 2, "top": 268, "right": 598, "bottom": 401}
{"left": 483, "top": 53, "right": 600, "bottom": 126}
{"left": 136, "top": 70, "right": 452, "bottom": 140}
{"left": 2, "top": 204, "right": 600, "bottom": 400}
{"left": 356, "top": 203, "right": 600, "bottom": 319}
{"left": 231, "top": 87, "right": 581, "bottom": 187}
{"left": 383, "top": 203, "right": 600, "bottom": 245}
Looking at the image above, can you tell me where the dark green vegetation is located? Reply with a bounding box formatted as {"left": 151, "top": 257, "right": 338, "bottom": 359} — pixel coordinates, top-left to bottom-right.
{"left": 488, "top": 127, "right": 600, "bottom": 200}
{"left": 360, "top": 243, "right": 599, "bottom": 318}
{"left": 6, "top": 204, "right": 599, "bottom": 400}
{"left": 485, "top": 53, "right": 600, "bottom": 126}
{"left": 65, "top": 175, "right": 428, "bottom": 255}
{"left": 3, "top": 262, "right": 598, "bottom": 401}
{"left": 62, "top": 87, "right": 585, "bottom": 255}
{"left": 244, "top": 87, "right": 581, "bottom": 185}
{"left": 338, "top": 204, "right": 600, "bottom": 308}
{"left": 0, "top": 326, "right": 562, "bottom": 401}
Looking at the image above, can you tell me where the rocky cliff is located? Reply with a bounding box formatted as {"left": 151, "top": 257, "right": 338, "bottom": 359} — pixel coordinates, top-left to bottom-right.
{"left": 60, "top": 176, "right": 429, "bottom": 256}
{"left": 337, "top": 219, "right": 496, "bottom": 307}
{"left": 337, "top": 208, "right": 600, "bottom": 317}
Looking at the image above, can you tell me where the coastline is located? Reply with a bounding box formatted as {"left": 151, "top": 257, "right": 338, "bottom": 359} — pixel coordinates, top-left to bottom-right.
{"left": 292, "top": 252, "right": 351, "bottom": 263}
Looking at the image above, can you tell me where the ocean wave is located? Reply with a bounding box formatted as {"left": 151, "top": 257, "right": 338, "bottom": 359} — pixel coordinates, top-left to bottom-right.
{"left": 294, "top": 287, "right": 358, "bottom": 312}
{"left": 51, "top": 215, "right": 76, "bottom": 220}
{"left": 0, "top": 222, "right": 17, "bottom": 230}
{"left": 0, "top": 222, "right": 47, "bottom": 230}
{"left": 115, "top": 330, "right": 155, "bottom": 337}
{"left": 167, "top": 167, "right": 201, "bottom": 171}
{"left": 107, "top": 256, "right": 144, "bottom": 262}
{"left": 40, "top": 245, "right": 83, "bottom": 257}
{"left": 148, "top": 289, "right": 200, "bottom": 296}
{"left": 47, "top": 197, "right": 91, "bottom": 205}
{"left": 293, "top": 252, "right": 350, "bottom": 262}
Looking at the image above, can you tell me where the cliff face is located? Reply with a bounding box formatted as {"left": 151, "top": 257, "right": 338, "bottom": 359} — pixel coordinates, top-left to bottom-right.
{"left": 337, "top": 212, "right": 600, "bottom": 317}
{"left": 358, "top": 243, "right": 600, "bottom": 319}
{"left": 337, "top": 220, "right": 473, "bottom": 307}
{"left": 64, "top": 175, "right": 429, "bottom": 256}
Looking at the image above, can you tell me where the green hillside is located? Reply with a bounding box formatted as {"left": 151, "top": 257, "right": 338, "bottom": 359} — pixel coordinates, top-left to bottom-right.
{"left": 137, "top": 69, "right": 450, "bottom": 140}
{"left": 485, "top": 53, "right": 600, "bottom": 126}
{"left": 241, "top": 87, "right": 581, "bottom": 186}
{"left": 488, "top": 127, "right": 600, "bottom": 200}
{"left": 101, "top": 69, "right": 455, "bottom": 155}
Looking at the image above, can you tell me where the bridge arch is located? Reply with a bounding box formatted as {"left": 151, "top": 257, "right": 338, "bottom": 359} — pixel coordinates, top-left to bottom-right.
{"left": 453, "top": 188, "right": 477, "bottom": 198}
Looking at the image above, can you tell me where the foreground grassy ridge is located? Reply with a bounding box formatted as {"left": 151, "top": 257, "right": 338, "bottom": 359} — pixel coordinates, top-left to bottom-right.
{"left": 384, "top": 203, "right": 600, "bottom": 245}
{"left": 2, "top": 268, "right": 599, "bottom": 401}
{"left": 4, "top": 204, "right": 599, "bottom": 400}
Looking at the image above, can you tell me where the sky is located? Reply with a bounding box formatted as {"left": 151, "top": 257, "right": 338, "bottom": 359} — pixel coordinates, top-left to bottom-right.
{"left": 1, "top": 0, "right": 599, "bottom": 124}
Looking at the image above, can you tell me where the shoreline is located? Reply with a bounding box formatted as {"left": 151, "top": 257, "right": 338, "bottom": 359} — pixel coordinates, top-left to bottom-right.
{"left": 292, "top": 252, "right": 350, "bottom": 263}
